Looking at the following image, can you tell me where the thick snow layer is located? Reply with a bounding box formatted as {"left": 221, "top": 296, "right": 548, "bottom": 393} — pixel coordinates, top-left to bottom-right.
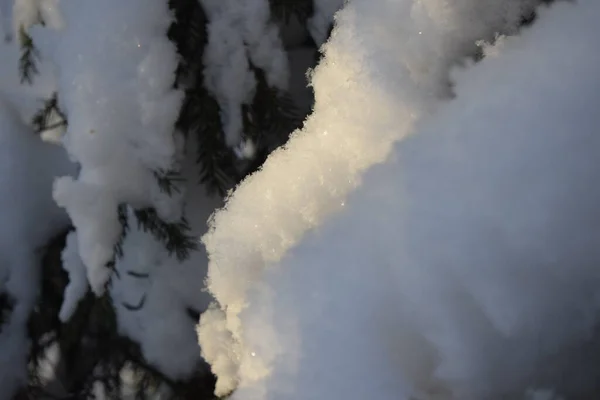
{"left": 12, "top": 0, "right": 38, "bottom": 35}
{"left": 0, "top": 95, "right": 75, "bottom": 399}
{"left": 30, "top": 0, "right": 184, "bottom": 295}
{"left": 199, "top": 0, "right": 600, "bottom": 399}
{"left": 199, "top": 0, "right": 538, "bottom": 395}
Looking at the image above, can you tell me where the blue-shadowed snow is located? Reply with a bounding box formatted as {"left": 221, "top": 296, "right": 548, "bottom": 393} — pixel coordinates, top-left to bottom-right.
{"left": 199, "top": 0, "right": 599, "bottom": 399}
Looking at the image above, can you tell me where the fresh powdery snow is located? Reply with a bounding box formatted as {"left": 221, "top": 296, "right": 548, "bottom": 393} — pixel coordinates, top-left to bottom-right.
{"left": 199, "top": 0, "right": 600, "bottom": 399}
{"left": 29, "top": 0, "right": 185, "bottom": 296}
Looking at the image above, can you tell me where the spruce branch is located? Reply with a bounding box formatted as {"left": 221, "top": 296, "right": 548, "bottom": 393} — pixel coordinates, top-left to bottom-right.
{"left": 49, "top": 286, "right": 208, "bottom": 399}
{"left": 133, "top": 208, "right": 197, "bottom": 262}
{"left": 113, "top": 203, "right": 197, "bottom": 264}
{"left": 0, "top": 292, "right": 15, "bottom": 333}
{"left": 126, "top": 270, "right": 151, "bottom": 279}
{"left": 122, "top": 294, "right": 147, "bottom": 312}
{"left": 180, "top": 89, "right": 238, "bottom": 195}
{"left": 153, "top": 169, "right": 185, "bottom": 196}
{"left": 248, "top": 67, "right": 304, "bottom": 143}
{"left": 168, "top": 0, "right": 208, "bottom": 87}
{"left": 24, "top": 228, "right": 70, "bottom": 397}
{"left": 19, "top": 1, "right": 318, "bottom": 398}
{"left": 269, "top": 0, "right": 314, "bottom": 24}
{"left": 18, "top": 26, "right": 40, "bottom": 84}
{"left": 113, "top": 204, "right": 129, "bottom": 260}
{"left": 185, "top": 88, "right": 239, "bottom": 195}
{"left": 169, "top": 0, "right": 239, "bottom": 195}
{"left": 26, "top": 229, "right": 199, "bottom": 398}
{"left": 32, "top": 93, "right": 68, "bottom": 135}
{"left": 241, "top": 66, "right": 305, "bottom": 175}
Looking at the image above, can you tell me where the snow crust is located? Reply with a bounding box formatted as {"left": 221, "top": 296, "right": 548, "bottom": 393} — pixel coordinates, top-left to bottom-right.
{"left": 199, "top": 0, "right": 600, "bottom": 399}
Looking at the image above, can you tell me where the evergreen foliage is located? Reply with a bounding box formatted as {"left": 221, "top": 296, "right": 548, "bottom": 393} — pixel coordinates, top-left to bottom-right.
{"left": 8, "top": 0, "right": 325, "bottom": 398}
{"left": 5, "top": 0, "right": 563, "bottom": 398}
{"left": 18, "top": 27, "right": 39, "bottom": 84}
{"left": 3, "top": 0, "right": 584, "bottom": 399}
{"left": 21, "top": 228, "right": 217, "bottom": 400}
{"left": 269, "top": 0, "right": 314, "bottom": 24}
{"left": 0, "top": 292, "right": 14, "bottom": 332}
{"left": 31, "top": 93, "right": 67, "bottom": 134}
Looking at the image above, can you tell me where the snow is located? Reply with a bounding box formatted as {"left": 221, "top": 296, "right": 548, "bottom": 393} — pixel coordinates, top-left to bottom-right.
{"left": 58, "top": 230, "right": 87, "bottom": 322}
{"left": 29, "top": 0, "right": 185, "bottom": 295}
{"left": 109, "top": 142, "right": 223, "bottom": 379}
{"left": 3, "top": 0, "right": 283, "bottom": 391}
{"left": 201, "top": 0, "right": 288, "bottom": 149}
{"left": 199, "top": 0, "right": 600, "bottom": 399}
{"left": 12, "top": 0, "right": 38, "bottom": 36}
{"left": 37, "top": 0, "right": 62, "bottom": 30}
{"left": 0, "top": 93, "right": 75, "bottom": 399}
{"left": 12, "top": 0, "right": 63, "bottom": 34}
{"left": 0, "top": 0, "right": 219, "bottom": 389}
{"left": 0, "top": 0, "right": 598, "bottom": 397}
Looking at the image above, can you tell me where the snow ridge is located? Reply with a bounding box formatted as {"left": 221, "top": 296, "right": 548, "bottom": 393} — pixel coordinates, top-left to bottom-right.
{"left": 198, "top": 0, "right": 540, "bottom": 397}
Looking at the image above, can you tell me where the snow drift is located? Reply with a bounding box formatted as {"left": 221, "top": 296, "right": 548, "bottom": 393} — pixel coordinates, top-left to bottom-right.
{"left": 199, "top": 0, "right": 600, "bottom": 399}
